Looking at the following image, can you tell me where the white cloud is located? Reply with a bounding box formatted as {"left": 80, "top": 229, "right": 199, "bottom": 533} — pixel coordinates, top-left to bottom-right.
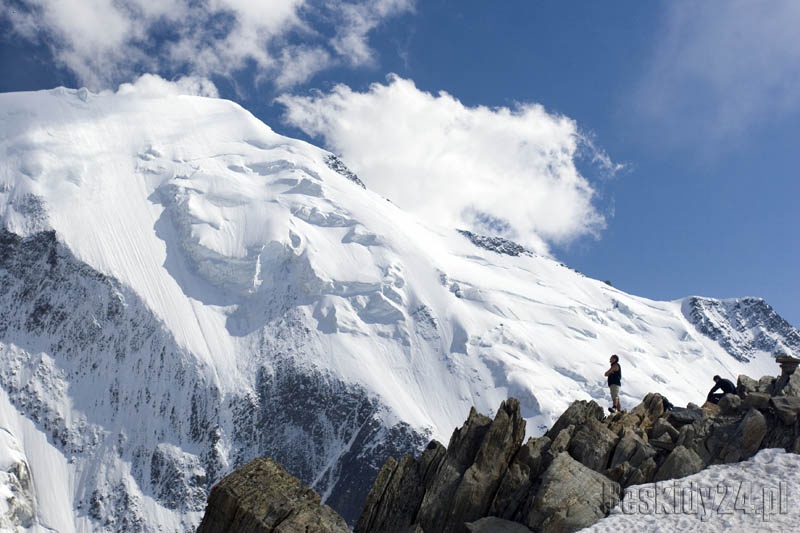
{"left": 278, "top": 76, "right": 609, "bottom": 255}
{"left": 636, "top": 0, "right": 800, "bottom": 145}
{"left": 331, "top": 0, "right": 415, "bottom": 67}
{"left": 1, "top": 0, "right": 414, "bottom": 90}
{"left": 274, "top": 46, "right": 333, "bottom": 89}
{"left": 115, "top": 74, "right": 219, "bottom": 98}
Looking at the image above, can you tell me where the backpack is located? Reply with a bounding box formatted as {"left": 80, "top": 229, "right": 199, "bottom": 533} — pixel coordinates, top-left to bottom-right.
{"left": 662, "top": 396, "right": 674, "bottom": 412}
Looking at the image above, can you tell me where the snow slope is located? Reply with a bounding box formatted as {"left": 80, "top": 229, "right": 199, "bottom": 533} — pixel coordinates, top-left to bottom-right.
{"left": 0, "top": 85, "right": 798, "bottom": 530}
{"left": 584, "top": 448, "right": 800, "bottom": 532}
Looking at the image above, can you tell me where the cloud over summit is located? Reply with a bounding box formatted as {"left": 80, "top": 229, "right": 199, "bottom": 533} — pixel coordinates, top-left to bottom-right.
{"left": 279, "top": 76, "right": 610, "bottom": 255}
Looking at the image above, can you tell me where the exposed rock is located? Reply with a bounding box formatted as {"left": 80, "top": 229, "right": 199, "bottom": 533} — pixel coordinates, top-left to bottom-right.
{"left": 324, "top": 154, "right": 366, "bottom": 189}
{"left": 357, "top": 399, "right": 528, "bottom": 533}
{"left": 700, "top": 408, "right": 768, "bottom": 464}
{"left": 770, "top": 396, "right": 800, "bottom": 425}
{"left": 526, "top": 453, "right": 619, "bottom": 532}
{"left": 548, "top": 426, "right": 574, "bottom": 457}
{"left": 718, "top": 394, "right": 742, "bottom": 415}
{"left": 737, "top": 374, "right": 759, "bottom": 395}
{"left": 0, "top": 229, "right": 428, "bottom": 528}
{"left": 357, "top": 399, "right": 624, "bottom": 533}
{"left": 628, "top": 393, "right": 666, "bottom": 427}
{"left": 355, "top": 442, "right": 446, "bottom": 533}
{"left": 546, "top": 401, "right": 604, "bottom": 439}
{"left": 648, "top": 433, "right": 676, "bottom": 453}
{"left": 605, "top": 427, "right": 658, "bottom": 487}
{"left": 252, "top": 361, "right": 429, "bottom": 524}
{"left": 773, "top": 355, "right": 800, "bottom": 395}
{"left": 742, "top": 392, "right": 771, "bottom": 410}
{"left": 419, "top": 399, "right": 526, "bottom": 531}
{"left": 737, "top": 373, "right": 779, "bottom": 396}
{"left": 654, "top": 445, "right": 705, "bottom": 482}
{"left": 567, "top": 418, "right": 618, "bottom": 472}
{"left": 666, "top": 406, "right": 703, "bottom": 427}
{"left": 357, "top": 376, "right": 800, "bottom": 533}
{"left": 608, "top": 428, "right": 656, "bottom": 474}
{"left": 758, "top": 375, "right": 776, "bottom": 395}
{"left": 649, "top": 418, "right": 679, "bottom": 441}
{"left": 628, "top": 458, "right": 658, "bottom": 486}
{"left": 196, "top": 457, "right": 349, "bottom": 533}
{"left": 682, "top": 297, "right": 800, "bottom": 362}
{"left": 701, "top": 402, "right": 721, "bottom": 418}
{"left": 489, "top": 436, "right": 551, "bottom": 521}
{"left": 603, "top": 410, "right": 643, "bottom": 436}
{"left": 0, "top": 460, "right": 37, "bottom": 530}
{"left": 465, "top": 517, "right": 532, "bottom": 532}
{"left": 457, "top": 230, "right": 531, "bottom": 257}
{"left": 731, "top": 409, "right": 768, "bottom": 460}
{"left": 779, "top": 368, "right": 800, "bottom": 397}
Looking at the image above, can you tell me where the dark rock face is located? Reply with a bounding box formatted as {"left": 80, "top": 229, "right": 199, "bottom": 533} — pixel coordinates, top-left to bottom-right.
{"left": 357, "top": 384, "right": 800, "bottom": 533}
{"left": 465, "top": 517, "right": 532, "bottom": 533}
{"left": 324, "top": 154, "right": 366, "bottom": 189}
{"left": 683, "top": 297, "right": 800, "bottom": 362}
{"left": 456, "top": 230, "right": 530, "bottom": 257}
{"left": 528, "top": 453, "right": 617, "bottom": 532}
{"left": 244, "top": 361, "right": 429, "bottom": 523}
{"left": 0, "top": 230, "right": 219, "bottom": 527}
{"left": 356, "top": 399, "right": 618, "bottom": 533}
{"left": 196, "top": 457, "right": 350, "bottom": 533}
{"left": 0, "top": 229, "right": 427, "bottom": 529}
{"left": 770, "top": 396, "right": 800, "bottom": 425}
{"left": 653, "top": 445, "right": 705, "bottom": 482}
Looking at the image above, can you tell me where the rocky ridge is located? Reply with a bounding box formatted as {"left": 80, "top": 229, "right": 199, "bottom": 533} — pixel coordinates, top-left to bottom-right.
{"left": 195, "top": 360, "right": 800, "bottom": 532}
{"left": 683, "top": 297, "right": 800, "bottom": 363}
{"left": 456, "top": 230, "right": 530, "bottom": 257}
{"left": 354, "top": 361, "right": 800, "bottom": 532}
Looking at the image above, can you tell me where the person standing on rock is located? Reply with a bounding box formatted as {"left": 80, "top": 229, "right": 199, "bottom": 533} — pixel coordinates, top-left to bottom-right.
{"left": 706, "top": 375, "right": 736, "bottom": 404}
{"left": 605, "top": 354, "right": 622, "bottom": 412}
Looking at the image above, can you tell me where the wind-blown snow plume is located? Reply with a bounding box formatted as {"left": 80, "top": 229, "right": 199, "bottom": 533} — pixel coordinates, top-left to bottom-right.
{"left": 279, "top": 75, "right": 610, "bottom": 255}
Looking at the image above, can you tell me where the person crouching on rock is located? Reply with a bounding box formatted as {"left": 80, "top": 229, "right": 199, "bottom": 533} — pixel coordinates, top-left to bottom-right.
{"left": 707, "top": 375, "right": 736, "bottom": 404}
{"left": 605, "top": 354, "right": 622, "bottom": 412}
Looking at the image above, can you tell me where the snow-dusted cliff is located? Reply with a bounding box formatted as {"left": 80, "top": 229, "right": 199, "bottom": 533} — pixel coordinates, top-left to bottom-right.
{"left": 0, "top": 86, "right": 797, "bottom": 530}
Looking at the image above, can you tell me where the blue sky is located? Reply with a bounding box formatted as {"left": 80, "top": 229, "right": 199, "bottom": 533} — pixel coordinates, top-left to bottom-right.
{"left": 1, "top": 1, "right": 798, "bottom": 328}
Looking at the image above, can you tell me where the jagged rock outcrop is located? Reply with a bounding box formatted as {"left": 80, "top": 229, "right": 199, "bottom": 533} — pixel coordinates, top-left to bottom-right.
{"left": 356, "top": 360, "right": 800, "bottom": 532}
{"left": 0, "top": 459, "right": 37, "bottom": 530}
{"left": 355, "top": 399, "right": 618, "bottom": 533}
{"left": 526, "top": 452, "right": 617, "bottom": 532}
{"left": 194, "top": 359, "right": 800, "bottom": 533}
{"left": 683, "top": 297, "right": 800, "bottom": 362}
{"left": 196, "top": 457, "right": 350, "bottom": 533}
{"left": 456, "top": 230, "right": 530, "bottom": 257}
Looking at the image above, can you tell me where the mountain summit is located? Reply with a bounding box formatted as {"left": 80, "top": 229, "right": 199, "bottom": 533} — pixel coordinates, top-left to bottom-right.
{"left": 0, "top": 87, "right": 797, "bottom": 530}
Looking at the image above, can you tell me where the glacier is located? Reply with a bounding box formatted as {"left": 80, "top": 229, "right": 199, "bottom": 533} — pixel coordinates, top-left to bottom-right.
{"left": 0, "top": 86, "right": 798, "bottom": 530}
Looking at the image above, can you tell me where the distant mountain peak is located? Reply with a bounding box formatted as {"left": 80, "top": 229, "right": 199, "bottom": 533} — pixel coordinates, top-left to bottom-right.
{"left": 683, "top": 296, "right": 800, "bottom": 363}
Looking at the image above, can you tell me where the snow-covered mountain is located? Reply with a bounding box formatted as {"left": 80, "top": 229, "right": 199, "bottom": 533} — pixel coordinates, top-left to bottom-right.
{"left": 0, "top": 86, "right": 798, "bottom": 531}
